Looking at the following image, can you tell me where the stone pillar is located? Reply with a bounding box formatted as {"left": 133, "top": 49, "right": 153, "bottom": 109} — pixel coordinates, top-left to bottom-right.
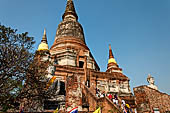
{"left": 76, "top": 50, "right": 80, "bottom": 67}
{"left": 65, "top": 74, "right": 82, "bottom": 111}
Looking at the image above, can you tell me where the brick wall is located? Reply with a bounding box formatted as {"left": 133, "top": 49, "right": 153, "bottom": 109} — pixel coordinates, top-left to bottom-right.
{"left": 65, "top": 74, "right": 83, "bottom": 111}
{"left": 134, "top": 85, "right": 170, "bottom": 113}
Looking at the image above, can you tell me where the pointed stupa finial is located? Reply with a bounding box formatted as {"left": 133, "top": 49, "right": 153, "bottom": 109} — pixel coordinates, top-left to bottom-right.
{"left": 37, "top": 29, "right": 49, "bottom": 51}
{"left": 41, "top": 28, "right": 47, "bottom": 44}
{"left": 109, "top": 44, "right": 114, "bottom": 59}
{"left": 106, "top": 44, "right": 121, "bottom": 73}
{"left": 108, "top": 44, "right": 117, "bottom": 64}
{"left": 62, "top": 0, "right": 78, "bottom": 21}
{"left": 44, "top": 28, "right": 46, "bottom": 35}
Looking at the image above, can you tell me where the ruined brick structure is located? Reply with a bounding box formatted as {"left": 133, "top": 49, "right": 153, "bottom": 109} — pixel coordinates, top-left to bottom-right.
{"left": 22, "top": 0, "right": 136, "bottom": 112}
{"left": 134, "top": 85, "right": 170, "bottom": 113}
{"left": 19, "top": 0, "right": 170, "bottom": 113}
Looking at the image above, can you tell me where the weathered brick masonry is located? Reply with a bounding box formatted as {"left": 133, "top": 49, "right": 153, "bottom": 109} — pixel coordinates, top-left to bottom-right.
{"left": 134, "top": 85, "right": 170, "bottom": 113}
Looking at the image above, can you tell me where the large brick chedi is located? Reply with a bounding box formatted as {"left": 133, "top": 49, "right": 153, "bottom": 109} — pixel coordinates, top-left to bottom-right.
{"left": 21, "top": 0, "right": 136, "bottom": 112}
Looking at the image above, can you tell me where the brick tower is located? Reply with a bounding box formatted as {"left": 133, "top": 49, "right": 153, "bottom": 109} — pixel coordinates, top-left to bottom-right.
{"left": 22, "top": 0, "right": 136, "bottom": 112}
{"left": 50, "top": 0, "right": 99, "bottom": 71}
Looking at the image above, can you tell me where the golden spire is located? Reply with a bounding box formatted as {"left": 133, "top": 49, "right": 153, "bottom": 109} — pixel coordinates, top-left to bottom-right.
{"left": 106, "top": 45, "right": 122, "bottom": 73}
{"left": 108, "top": 44, "right": 117, "bottom": 64}
{"left": 37, "top": 29, "right": 49, "bottom": 51}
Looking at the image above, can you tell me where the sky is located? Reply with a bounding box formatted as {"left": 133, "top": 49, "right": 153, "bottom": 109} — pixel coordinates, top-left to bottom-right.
{"left": 0, "top": 0, "right": 170, "bottom": 94}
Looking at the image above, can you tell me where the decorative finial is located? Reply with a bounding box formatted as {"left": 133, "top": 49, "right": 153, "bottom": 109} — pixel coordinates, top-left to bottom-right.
{"left": 37, "top": 29, "right": 49, "bottom": 51}
{"left": 106, "top": 44, "right": 119, "bottom": 73}
{"left": 108, "top": 44, "right": 117, "bottom": 64}
{"left": 62, "top": 0, "right": 78, "bottom": 21}
{"left": 109, "top": 44, "right": 114, "bottom": 58}
{"left": 43, "top": 28, "right": 46, "bottom": 36}
{"left": 41, "top": 28, "right": 47, "bottom": 44}
{"left": 109, "top": 44, "right": 111, "bottom": 50}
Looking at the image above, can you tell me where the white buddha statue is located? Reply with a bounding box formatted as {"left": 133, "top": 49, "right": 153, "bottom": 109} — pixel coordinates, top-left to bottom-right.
{"left": 147, "top": 74, "right": 158, "bottom": 90}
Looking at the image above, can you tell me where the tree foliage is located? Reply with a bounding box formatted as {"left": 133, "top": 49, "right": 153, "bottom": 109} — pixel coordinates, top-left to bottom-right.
{"left": 0, "top": 24, "right": 61, "bottom": 112}
{"left": 20, "top": 52, "right": 62, "bottom": 112}
{"left": 20, "top": 54, "right": 50, "bottom": 111}
{"left": 0, "top": 24, "right": 35, "bottom": 111}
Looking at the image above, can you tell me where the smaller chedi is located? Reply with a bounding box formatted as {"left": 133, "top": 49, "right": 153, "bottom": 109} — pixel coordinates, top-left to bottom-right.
{"left": 147, "top": 74, "right": 158, "bottom": 90}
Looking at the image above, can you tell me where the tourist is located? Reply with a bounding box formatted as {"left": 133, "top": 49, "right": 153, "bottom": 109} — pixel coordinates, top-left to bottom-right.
{"left": 125, "top": 104, "right": 131, "bottom": 113}
{"left": 121, "top": 100, "right": 126, "bottom": 109}
{"left": 114, "top": 94, "right": 118, "bottom": 105}
{"left": 103, "top": 91, "right": 105, "bottom": 97}
{"left": 108, "top": 93, "right": 112, "bottom": 100}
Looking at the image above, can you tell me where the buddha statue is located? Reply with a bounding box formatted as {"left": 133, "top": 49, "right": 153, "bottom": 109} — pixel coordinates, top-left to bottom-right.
{"left": 147, "top": 74, "right": 158, "bottom": 90}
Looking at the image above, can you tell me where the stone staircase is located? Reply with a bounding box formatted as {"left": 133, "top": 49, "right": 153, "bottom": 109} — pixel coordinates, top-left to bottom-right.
{"left": 83, "top": 84, "right": 123, "bottom": 113}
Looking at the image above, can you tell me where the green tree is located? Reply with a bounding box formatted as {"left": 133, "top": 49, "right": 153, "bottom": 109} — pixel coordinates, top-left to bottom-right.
{"left": 20, "top": 53, "right": 50, "bottom": 112}
{"left": 0, "top": 24, "right": 35, "bottom": 111}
